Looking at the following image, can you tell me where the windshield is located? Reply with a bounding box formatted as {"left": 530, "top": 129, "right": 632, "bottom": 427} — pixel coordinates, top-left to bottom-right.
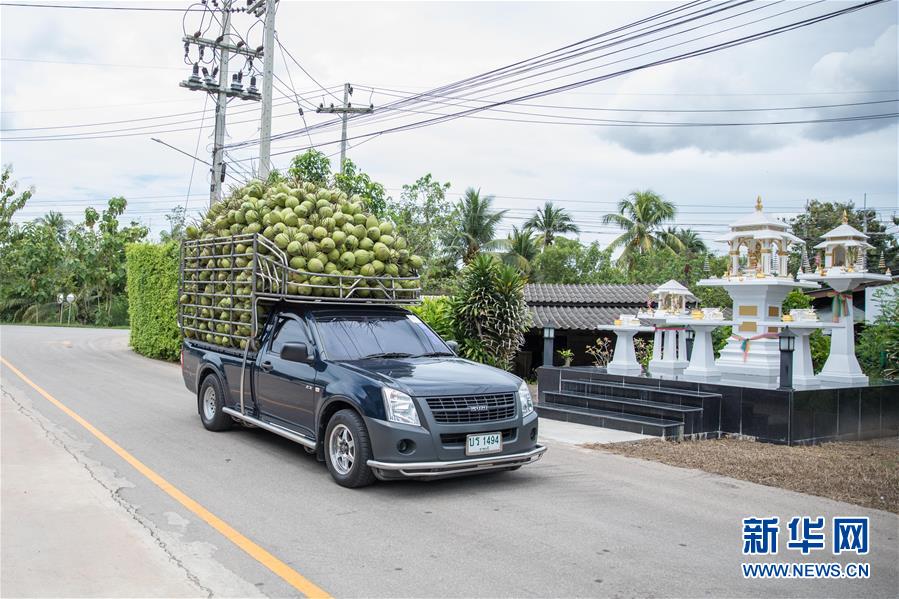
{"left": 314, "top": 313, "right": 452, "bottom": 361}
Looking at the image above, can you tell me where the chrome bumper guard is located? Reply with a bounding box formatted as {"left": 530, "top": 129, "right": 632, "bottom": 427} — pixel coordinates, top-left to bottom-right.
{"left": 367, "top": 444, "right": 547, "bottom": 478}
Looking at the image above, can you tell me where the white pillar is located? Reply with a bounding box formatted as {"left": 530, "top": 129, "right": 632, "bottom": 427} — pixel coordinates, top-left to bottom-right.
{"left": 677, "top": 331, "right": 687, "bottom": 362}
{"left": 791, "top": 328, "right": 819, "bottom": 387}
{"left": 663, "top": 330, "right": 676, "bottom": 362}
{"left": 683, "top": 324, "right": 721, "bottom": 381}
{"left": 819, "top": 292, "right": 867, "bottom": 384}
{"left": 652, "top": 329, "right": 662, "bottom": 361}
{"left": 607, "top": 328, "right": 643, "bottom": 376}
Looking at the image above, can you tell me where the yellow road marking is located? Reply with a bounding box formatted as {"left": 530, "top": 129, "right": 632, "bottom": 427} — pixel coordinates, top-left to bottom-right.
{"left": 0, "top": 355, "right": 332, "bottom": 599}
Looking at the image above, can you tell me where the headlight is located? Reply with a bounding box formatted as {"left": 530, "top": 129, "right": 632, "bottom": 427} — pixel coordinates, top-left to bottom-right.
{"left": 518, "top": 381, "right": 534, "bottom": 417}
{"left": 382, "top": 387, "right": 421, "bottom": 426}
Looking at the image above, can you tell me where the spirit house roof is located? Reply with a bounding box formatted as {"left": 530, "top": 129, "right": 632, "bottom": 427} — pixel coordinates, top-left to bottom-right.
{"left": 813, "top": 211, "right": 873, "bottom": 251}
{"left": 714, "top": 196, "right": 803, "bottom": 245}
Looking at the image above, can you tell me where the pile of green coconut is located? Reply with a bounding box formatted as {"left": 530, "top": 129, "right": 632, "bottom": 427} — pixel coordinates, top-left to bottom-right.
{"left": 179, "top": 179, "right": 422, "bottom": 348}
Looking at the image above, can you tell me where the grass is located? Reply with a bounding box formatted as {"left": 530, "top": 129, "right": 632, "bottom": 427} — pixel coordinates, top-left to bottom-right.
{"left": 0, "top": 321, "right": 129, "bottom": 330}
{"left": 589, "top": 437, "right": 899, "bottom": 514}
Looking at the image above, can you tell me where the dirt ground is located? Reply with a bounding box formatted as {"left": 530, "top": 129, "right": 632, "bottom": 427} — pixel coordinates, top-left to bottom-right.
{"left": 589, "top": 436, "right": 899, "bottom": 514}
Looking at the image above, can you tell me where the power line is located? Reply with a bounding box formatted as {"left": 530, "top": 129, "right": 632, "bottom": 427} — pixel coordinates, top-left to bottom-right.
{"left": 247, "top": 0, "right": 891, "bottom": 156}
{"left": 274, "top": 32, "right": 341, "bottom": 102}
{"left": 0, "top": 57, "right": 183, "bottom": 70}
{"left": 0, "top": 2, "right": 214, "bottom": 11}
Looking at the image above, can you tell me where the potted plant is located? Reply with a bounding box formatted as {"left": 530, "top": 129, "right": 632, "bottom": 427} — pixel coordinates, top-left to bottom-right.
{"left": 558, "top": 348, "right": 574, "bottom": 367}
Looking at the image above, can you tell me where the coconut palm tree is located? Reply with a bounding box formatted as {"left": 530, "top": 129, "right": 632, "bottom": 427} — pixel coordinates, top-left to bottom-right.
{"left": 36, "top": 211, "right": 70, "bottom": 243}
{"left": 602, "top": 190, "right": 681, "bottom": 268}
{"left": 499, "top": 226, "right": 540, "bottom": 275}
{"left": 665, "top": 227, "right": 706, "bottom": 256}
{"left": 525, "top": 201, "right": 579, "bottom": 247}
{"left": 444, "top": 187, "right": 507, "bottom": 264}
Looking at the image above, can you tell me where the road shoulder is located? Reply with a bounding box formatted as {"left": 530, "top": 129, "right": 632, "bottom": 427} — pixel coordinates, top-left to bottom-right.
{"left": 1, "top": 389, "right": 204, "bottom": 598}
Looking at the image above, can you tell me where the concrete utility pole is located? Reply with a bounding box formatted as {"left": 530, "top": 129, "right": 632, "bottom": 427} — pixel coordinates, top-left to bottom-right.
{"left": 180, "top": 0, "right": 263, "bottom": 206}
{"left": 210, "top": 1, "right": 232, "bottom": 207}
{"left": 317, "top": 83, "right": 374, "bottom": 173}
{"left": 258, "top": 0, "right": 277, "bottom": 180}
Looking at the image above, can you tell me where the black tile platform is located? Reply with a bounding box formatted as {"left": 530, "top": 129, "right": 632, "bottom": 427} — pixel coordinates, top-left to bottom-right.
{"left": 536, "top": 366, "right": 899, "bottom": 445}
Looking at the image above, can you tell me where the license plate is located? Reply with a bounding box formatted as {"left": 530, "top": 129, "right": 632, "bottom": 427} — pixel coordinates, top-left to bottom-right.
{"left": 466, "top": 432, "right": 502, "bottom": 456}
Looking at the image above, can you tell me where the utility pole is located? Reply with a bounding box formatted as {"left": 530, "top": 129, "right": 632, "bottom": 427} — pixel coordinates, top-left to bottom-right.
{"left": 317, "top": 83, "right": 374, "bottom": 173}
{"left": 180, "top": 0, "right": 263, "bottom": 207}
{"left": 210, "top": 2, "right": 232, "bottom": 207}
{"left": 258, "top": 0, "right": 277, "bottom": 180}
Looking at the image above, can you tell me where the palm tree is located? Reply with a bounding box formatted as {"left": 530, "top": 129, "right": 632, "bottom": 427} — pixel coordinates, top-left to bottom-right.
{"left": 499, "top": 226, "right": 540, "bottom": 275}
{"left": 525, "top": 201, "right": 579, "bottom": 247}
{"left": 672, "top": 227, "right": 706, "bottom": 256}
{"left": 444, "top": 187, "right": 507, "bottom": 264}
{"left": 602, "top": 190, "right": 681, "bottom": 268}
{"left": 36, "top": 211, "right": 70, "bottom": 243}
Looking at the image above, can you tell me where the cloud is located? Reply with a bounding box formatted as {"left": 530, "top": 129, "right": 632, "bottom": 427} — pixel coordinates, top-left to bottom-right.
{"left": 599, "top": 25, "right": 898, "bottom": 155}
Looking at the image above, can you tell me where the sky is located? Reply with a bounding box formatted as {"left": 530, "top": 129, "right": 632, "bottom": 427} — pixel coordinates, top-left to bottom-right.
{"left": 2, "top": 0, "right": 897, "bottom": 251}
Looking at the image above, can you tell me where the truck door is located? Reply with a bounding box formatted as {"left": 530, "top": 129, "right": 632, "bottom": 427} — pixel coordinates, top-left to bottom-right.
{"left": 255, "top": 315, "right": 317, "bottom": 437}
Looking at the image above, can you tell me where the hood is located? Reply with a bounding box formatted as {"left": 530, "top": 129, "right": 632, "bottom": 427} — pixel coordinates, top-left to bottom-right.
{"left": 338, "top": 356, "right": 521, "bottom": 397}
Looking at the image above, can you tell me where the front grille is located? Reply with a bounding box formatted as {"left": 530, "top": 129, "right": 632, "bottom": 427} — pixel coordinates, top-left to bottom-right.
{"left": 441, "top": 428, "right": 517, "bottom": 446}
{"left": 424, "top": 393, "right": 516, "bottom": 423}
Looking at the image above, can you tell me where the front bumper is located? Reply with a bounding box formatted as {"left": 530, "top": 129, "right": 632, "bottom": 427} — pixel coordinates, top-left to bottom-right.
{"left": 367, "top": 444, "right": 547, "bottom": 479}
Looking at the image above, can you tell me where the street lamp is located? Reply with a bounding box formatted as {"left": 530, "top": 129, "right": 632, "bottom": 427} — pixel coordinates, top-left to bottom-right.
{"left": 543, "top": 321, "right": 556, "bottom": 367}
{"left": 684, "top": 327, "right": 695, "bottom": 361}
{"left": 778, "top": 327, "right": 796, "bottom": 391}
{"left": 65, "top": 292, "right": 76, "bottom": 325}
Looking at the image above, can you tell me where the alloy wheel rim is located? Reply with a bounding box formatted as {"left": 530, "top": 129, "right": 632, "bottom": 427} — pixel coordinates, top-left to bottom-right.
{"left": 329, "top": 424, "right": 355, "bottom": 475}
{"left": 203, "top": 386, "right": 216, "bottom": 420}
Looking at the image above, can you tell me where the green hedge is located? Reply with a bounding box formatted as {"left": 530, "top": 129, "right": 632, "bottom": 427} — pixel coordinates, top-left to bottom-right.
{"left": 126, "top": 242, "right": 181, "bottom": 361}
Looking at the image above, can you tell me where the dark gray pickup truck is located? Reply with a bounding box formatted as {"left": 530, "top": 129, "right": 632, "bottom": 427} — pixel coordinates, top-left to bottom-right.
{"left": 178, "top": 233, "right": 545, "bottom": 487}
{"left": 181, "top": 302, "right": 546, "bottom": 487}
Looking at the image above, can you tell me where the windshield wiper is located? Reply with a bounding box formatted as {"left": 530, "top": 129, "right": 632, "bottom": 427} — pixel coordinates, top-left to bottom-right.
{"left": 416, "top": 351, "right": 455, "bottom": 357}
{"left": 361, "top": 352, "right": 414, "bottom": 359}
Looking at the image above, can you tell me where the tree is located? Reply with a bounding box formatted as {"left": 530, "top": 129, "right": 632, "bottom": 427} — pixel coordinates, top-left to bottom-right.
{"left": 0, "top": 165, "right": 34, "bottom": 244}
{"left": 388, "top": 174, "right": 453, "bottom": 263}
{"left": 532, "top": 237, "right": 624, "bottom": 284}
{"left": 449, "top": 254, "right": 530, "bottom": 370}
{"left": 499, "top": 226, "right": 540, "bottom": 276}
{"left": 443, "top": 187, "right": 507, "bottom": 264}
{"left": 36, "top": 211, "right": 71, "bottom": 243}
{"left": 602, "top": 189, "right": 682, "bottom": 270}
{"left": 333, "top": 158, "right": 389, "bottom": 217}
{"left": 668, "top": 227, "right": 706, "bottom": 257}
{"left": 288, "top": 150, "right": 331, "bottom": 186}
{"left": 790, "top": 200, "right": 897, "bottom": 273}
{"left": 525, "top": 201, "right": 579, "bottom": 247}
{"left": 160, "top": 206, "right": 187, "bottom": 243}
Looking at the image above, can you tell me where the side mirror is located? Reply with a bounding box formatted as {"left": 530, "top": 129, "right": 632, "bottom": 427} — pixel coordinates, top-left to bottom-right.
{"left": 281, "top": 342, "right": 312, "bottom": 363}
{"left": 446, "top": 340, "right": 460, "bottom": 355}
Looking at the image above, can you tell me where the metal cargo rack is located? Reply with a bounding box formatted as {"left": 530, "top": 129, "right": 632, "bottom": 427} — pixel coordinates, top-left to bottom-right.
{"left": 178, "top": 233, "right": 422, "bottom": 350}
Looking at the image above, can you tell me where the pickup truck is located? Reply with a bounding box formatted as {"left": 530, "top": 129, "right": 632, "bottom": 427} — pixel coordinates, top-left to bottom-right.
{"left": 181, "top": 302, "right": 546, "bottom": 487}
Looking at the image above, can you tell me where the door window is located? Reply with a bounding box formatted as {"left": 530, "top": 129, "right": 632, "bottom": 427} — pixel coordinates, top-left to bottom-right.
{"left": 269, "top": 318, "right": 311, "bottom": 356}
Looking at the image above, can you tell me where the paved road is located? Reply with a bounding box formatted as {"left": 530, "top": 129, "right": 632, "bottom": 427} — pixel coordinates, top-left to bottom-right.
{"left": 2, "top": 325, "right": 897, "bottom": 598}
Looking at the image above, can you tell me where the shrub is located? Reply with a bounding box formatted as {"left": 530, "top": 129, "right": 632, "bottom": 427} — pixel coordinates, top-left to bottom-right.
{"left": 857, "top": 286, "right": 899, "bottom": 380}
{"left": 409, "top": 296, "right": 454, "bottom": 340}
{"left": 126, "top": 242, "right": 181, "bottom": 361}
{"left": 449, "top": 254, "right": 530, "bottom": 370}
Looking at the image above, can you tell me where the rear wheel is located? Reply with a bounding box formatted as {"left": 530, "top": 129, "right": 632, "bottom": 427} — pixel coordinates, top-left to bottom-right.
{"left": 324, "top": 410, "right": 376, "bottom": 488}
{"left": 199, "top": 374, "right": 233, "bottom": 432}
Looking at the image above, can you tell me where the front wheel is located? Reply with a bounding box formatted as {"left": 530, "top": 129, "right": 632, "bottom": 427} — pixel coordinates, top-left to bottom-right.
{"left": 324, "top": 410, "right": 376, "bottom": 488}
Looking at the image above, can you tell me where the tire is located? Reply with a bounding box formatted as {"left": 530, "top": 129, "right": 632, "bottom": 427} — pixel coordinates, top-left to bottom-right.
{"left": 324, "top": 409, "right": 376, "bottom": 488}
{"left": 199, "top": 374, "right": 233, "bottom": 432}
